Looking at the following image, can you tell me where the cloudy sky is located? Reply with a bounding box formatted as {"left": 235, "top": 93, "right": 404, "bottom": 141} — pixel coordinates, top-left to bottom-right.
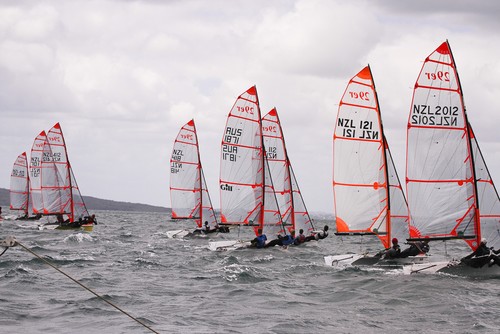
{"left": 1, "top": 0, "right": 500, "bottom": 214}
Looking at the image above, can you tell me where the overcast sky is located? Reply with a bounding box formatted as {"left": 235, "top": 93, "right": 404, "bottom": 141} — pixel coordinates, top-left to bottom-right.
{"left": 1, "top": 0, "right": 500, "bottom": 214}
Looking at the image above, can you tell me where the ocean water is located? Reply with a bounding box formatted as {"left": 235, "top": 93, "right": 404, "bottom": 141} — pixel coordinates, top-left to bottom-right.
{"left": 1, "top": 210, "right": 499, "bottom": 334}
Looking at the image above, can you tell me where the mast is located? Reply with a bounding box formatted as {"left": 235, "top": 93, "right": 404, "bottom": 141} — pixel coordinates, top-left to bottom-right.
{"left": 446, "top": 40, "right": 481, "bottom": 250}
{"left": 368, "top": 64, "right": 393, "bottom": 244}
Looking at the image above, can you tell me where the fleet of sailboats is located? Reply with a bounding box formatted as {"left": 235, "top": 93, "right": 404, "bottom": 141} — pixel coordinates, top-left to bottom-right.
{"left": 6, "top": 123, "right": 95, "bottom": 231}
{"left": 4, "top": 41, "right": 499, "bottom": 275}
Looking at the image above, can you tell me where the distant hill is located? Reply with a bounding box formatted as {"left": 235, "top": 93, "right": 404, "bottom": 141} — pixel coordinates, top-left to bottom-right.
{"left": 0, "top": 187, "right": 170, "bottom": 214}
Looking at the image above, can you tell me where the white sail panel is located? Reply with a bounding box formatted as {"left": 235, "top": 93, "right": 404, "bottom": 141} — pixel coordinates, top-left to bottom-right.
{"left": 170, "top": 120, "right": 201, "bottom": 220}
{"left": 406, "top": 41, "right": 477, "bottom": 242}
{"left": 220, "top": 86, "right": 263, "bottom": 226}
{"left": 29, "top": 131, "right": 47, "bottom": 215}
{"left": 386, "top": 148, "right": 410, "bottom": 243}
{"left": 262, "top": 156, "right": 285, "bottom": 237}
{"left": 200, "top": 168, "right": 218, "bottom": 229}
{"left": 469, "top": 130, "right": 500, "bottom": 250}
{"left": 262, "top": 109, "right": 293, "bottom": 224}
{"left": 70, "top": 167, "right": 89, "bottom": 221}
{"left": 290, "top": 166, "right": 314, "bottom": 236}
{"left": 333, "top": 66, "right": 391, "bottom": 246}
{"left": 10, "top": 152, "right": 29, "bottom": 213}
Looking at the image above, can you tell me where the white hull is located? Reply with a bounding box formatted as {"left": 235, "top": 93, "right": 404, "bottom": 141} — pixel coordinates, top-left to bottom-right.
{"left": 208, "top": 240, "right": 251, "bottom": 251}
{"left": 325, "top": 253, "right": 432, "bottom": 268}
{"left": 404, "top": 260, "right": 500, "bottom": 276}
{"left": 166, "top": 229, "right": 191, "bottom": 239}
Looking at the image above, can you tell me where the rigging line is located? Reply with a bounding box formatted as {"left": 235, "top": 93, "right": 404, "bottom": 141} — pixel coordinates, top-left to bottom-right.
{"left": 11, "top": 238, "right": 159, "bottom": 334}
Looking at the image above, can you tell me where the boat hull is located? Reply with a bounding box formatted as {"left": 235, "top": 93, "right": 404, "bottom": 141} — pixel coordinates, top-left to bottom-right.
{"left": 208, "top": 240, "right": 251, "bottom": 251}
{"left": 325, "top": 253, "right": 432, "bottom": 268}
{"left": 403, "top": 260, "right": 500, "bottom": 276}
{"left": 166, "top": 229, "right": 191, "bottom": 239}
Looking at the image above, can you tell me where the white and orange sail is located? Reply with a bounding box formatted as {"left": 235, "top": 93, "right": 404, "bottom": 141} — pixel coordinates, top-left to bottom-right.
{"left": 10, "top": 152, "right": 30, "bottom": 216}
{"left": 169, "top": 119, "right": 218, "bottom": 229}
{"left": 29, "top": 131, "right": 48, "bottom": 215}
{"left": 41, "top": 123, "right": 89, "bottom": 222}
{"left": 219, "top": 86, "right": 284, "bottom": 237}
{"left": 333, "top": 65, "right": 409, "bottom": 249}
{"left": 262, "top": 108, "right": 314, "bottom": 236}
{"left": 406, "top": 41, "right": 500, "bottom": 251}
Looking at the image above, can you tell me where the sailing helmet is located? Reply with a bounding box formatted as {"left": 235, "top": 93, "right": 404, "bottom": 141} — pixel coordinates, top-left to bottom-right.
{"left": 481, "top": 238, "right": 487, "bottom": 245}
{"left": 392, "top": 238, "right": 398, "bottom": 244}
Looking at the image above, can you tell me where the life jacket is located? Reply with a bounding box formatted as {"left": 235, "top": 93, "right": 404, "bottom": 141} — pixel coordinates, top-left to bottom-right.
{"left": 256, "top": 234, "right": 267, "bottom": 248}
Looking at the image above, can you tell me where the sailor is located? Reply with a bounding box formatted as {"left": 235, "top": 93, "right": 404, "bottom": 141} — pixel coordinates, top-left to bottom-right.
{"left": 383, "top": 238, "right": 401, "bottom": 259}
{"left": 461, "top": 238, "right": 500, "bottom": 268}
{"left": 251, "top": 228, "right": 267, "bottom": 248}
{"left": 399, "top": 238, "right": 430, "bottom": 258}
{"left": 305, "top": 225, "right": 329, "bottom": 242}
{"left": 293, "top": 229, "right": 306, "bottom": 245}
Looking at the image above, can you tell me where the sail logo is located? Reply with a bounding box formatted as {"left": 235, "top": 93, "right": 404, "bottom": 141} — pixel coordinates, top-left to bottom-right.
{"left": 220, "top": 184, "right": 233, "bottom": 191}
{"left": 263, "top": 125, "right": 277, "bottom": 133}
{"left": 48, "top": 136, "right": 61, "bottom": 143}
{"left": 35, "top": 142, "right": 45, "bottom": 148}
{"left": 180, "top": 134, "right": 194, "bottom": 141}
{"left": 236, "top": 105, "right": 254, "bottom": 115}
{"left": 424, "top": 71, "right": 450, "bottom": 82}
{"left": 410, "top": 104, "right": 459, "bottom": 127}
{"left": 348, "top": 91, "right": 370, "bottom": 101}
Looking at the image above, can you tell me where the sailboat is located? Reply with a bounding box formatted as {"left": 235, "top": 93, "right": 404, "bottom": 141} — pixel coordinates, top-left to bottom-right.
{"left": 324, "top": 65, "right": 412, "bottom": 267}
{"left": 209, "top": 86, "right": 286, "bottom": 251}
{"left": 39, "top": 123, "right": 95, "bottom": 231}
{"left": 167, "top": 119, "right": 220, "bottom": 238}
{"left": 402, "top": 41, "right": 500, "bottom": 275}
{"left": 9, "top": 152, "right": 34, "bottom": 220}
{"left": 262, "top": 108, "right": 315, "bottom": 237}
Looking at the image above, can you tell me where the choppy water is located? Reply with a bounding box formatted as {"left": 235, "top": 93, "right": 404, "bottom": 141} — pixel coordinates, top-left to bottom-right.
{"left": 1, "top": 210, "right": 499, "bottom": 334}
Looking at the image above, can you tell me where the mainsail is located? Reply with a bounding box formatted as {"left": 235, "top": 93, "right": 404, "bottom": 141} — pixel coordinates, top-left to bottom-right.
{"left": 29, "top": 131, "right": 48, "bottom": 215}
{"left": 406, "top": 41, "right": 500, "bottom": 250}
{"left": 333, "top": 65, "right": 408, "bottom": 248}
{"left": 10, "top": 152, "right": 30, "bottom": 215}
{"left": 169, "top": 119, "right": 218, "bottom": 229}
{"left": 42, "top": 123, "right": 89, "bottom": 222}
{"left": 220, "top": 86, "right": 284, "bottom": 236}
{"left": 262, "top": 108, "right": 314, "bottom": 236}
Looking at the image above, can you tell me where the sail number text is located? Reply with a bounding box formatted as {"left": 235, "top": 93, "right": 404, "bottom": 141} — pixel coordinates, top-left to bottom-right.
{"left": 171, "top": 149, "right": 183, "bottom": 173}
{"left": 337, "top": 118, "right": 379, "bottom": 140}
{"left": 410, "top": 104, "right": 459, "bottom": 127}
{"left": 222, "top": 127, "right": 242, "bottom": 162}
